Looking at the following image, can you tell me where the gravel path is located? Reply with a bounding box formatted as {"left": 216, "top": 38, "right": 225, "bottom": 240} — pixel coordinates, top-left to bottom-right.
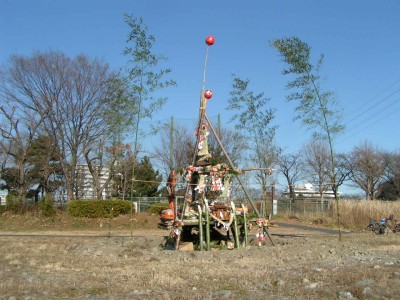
{"left": 274, "top": 222, "right": 345, "bottom": 235}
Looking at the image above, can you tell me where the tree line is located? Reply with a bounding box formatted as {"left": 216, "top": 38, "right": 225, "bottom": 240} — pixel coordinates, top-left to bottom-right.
{"left": 278, "top": 139, "right": 400, "bottom": 201}
{"left": 0, "top": 16, "right": 174, "bottom": 205}
{"left": 1, "top": 16, "right": 399, "bottom": 209}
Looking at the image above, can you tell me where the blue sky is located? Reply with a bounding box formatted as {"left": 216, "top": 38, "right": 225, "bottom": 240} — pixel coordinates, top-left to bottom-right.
{"left": 1, "top": 1, "right": 400, "bottom": 194}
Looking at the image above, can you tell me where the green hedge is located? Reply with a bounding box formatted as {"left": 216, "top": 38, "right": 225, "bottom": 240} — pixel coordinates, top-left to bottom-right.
{"left": 67, "top": 199, "right": 133, "bottom": 218}
{"left": 146, "top": 202, "right": 170, "bottom": 214}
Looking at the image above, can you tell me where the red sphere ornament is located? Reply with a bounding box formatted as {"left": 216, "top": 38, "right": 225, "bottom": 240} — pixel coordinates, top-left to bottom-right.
{"left": 205, "top": 36, "right": 215, "bottom": 46}
{"left": 204, "top": 90, "right": 213, "bottom": 99}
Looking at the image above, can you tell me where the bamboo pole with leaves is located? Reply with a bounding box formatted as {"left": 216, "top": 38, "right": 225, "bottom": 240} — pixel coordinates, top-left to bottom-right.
{"left": 122, "top": 15, "right": 176, "bottom": 250}
{"left": 232, "top": 202, "right": 240, "bottom": 249}
{"left": 198, "top": 205, "right": 204, "bottom": 251}
{"left": 204, "top": 200, "right": 211, "bottom": 251}
{"left": 271, "top": 37, "right": 345, "bottom": 240}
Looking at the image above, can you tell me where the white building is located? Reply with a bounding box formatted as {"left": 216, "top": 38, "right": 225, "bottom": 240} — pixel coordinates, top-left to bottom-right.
{"left": 75, "top": 164, "right": 111, "bottom": 200}
{"left": 282, "top": 183, "right": 339, "bottom": 199}
{"left": 0, "top": 189, "right": 7, "bottom": 205}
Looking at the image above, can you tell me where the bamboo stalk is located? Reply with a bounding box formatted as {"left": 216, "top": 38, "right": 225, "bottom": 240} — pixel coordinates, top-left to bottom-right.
{"left": 204, "top": 200, "right": 211, "bottom": 251}
{"left": 198, "top": 205, "right": 204, "bottom": 251}
{"left": 232, "top": 202, "right": 240, "bottom": 249}
{"left": 242, "top": 203, "right": 248, "bottom": 247}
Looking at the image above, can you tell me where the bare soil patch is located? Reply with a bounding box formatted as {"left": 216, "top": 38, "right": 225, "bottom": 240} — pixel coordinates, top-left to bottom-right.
{"left": 0, "top": 213, "right": 399, "bottom": 299}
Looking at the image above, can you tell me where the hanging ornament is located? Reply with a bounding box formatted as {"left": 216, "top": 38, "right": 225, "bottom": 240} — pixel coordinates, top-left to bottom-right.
{"left": 204, "top": 90, "right": 213, "bottom": 99}
{"left": 205, "top": 35, "right": 215, "bottom": 46}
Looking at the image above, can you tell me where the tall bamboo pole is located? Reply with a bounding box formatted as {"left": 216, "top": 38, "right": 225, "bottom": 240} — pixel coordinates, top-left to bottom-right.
{"left": 241, "top": 203, "right": 248, "bottom": 247}
{"left": 204, "top": 200, "right": 211, "bottom": 251}
{"left": 232, "top": 202, "right": 240, "bottom": 249}
{"left": 198, "top": 205, "right": 204, "bottom": 251}
{"left": 170, "top": 115, "right": 175, "bottom": 169}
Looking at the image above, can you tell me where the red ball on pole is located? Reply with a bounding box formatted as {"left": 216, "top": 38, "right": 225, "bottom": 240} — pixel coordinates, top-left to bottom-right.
{"left": 204, "top": 90, "right": 213, "bottom": 99}
{"left": 205, "top": 36, "right": 215, "bottom": 46}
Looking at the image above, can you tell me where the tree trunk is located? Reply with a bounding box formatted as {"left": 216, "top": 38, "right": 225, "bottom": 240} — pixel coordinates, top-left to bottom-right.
{"left": 320, "top": 194, "right": 324, "bottom": 212}
{"left": 17, "top": 187, "right": 27, "bottom": 204}
{"left": 66, "top": 180, "right": 75, "bottom": 202}
{"left": 289, "top": 185, "right": 295, "bottom": 203}
{"left": 17, "top": 160, "right": 27, "bottom": 204}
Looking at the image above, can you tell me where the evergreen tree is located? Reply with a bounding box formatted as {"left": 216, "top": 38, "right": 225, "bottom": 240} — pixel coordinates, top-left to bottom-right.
{"left": 129, "top": 156, "right": 161, "bottom": 197}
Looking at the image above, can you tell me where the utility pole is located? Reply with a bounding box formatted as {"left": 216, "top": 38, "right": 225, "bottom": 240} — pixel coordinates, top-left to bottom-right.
{"left": 170, "top": 115, "right": 175, "bottom": 170}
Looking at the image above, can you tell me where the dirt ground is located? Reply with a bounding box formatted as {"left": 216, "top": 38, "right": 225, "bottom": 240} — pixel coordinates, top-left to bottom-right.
{"left": 0, "top": 215, "right": 399, "bottom": 299}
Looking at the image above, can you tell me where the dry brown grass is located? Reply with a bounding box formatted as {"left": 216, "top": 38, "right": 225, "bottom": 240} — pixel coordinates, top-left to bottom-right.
{"left": 1, "top": 208, "right": 400, "bottom": 299}
{"left": 1, "top": 232, "right": 400, "bottom": 299}
{"left": 0, "top": 210, "right": 160, "bottom": 233}
{"left": 284, "top": 199, "right": 400, "bottom": 230}
{"left": 337, "top": 200, "right": 400, "bottom": 227}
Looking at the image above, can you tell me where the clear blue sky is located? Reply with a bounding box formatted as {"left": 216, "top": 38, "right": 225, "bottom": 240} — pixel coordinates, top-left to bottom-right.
{"left": 1, "top": 1, "right": 400, "bottom": 193}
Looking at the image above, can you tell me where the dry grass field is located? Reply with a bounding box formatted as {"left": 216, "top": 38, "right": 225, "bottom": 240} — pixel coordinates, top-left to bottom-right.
{"left": 1, "top": 202, "right": 400, "bottom": 299}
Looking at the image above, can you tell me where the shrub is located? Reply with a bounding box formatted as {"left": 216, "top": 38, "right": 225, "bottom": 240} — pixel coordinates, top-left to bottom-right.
{"left": 39, "top": 193, "right": 56, "bottom": 218}
{"left": 108, "top": 199, "right": 133, "bottom": 215}
{"left": 5, "top": 193, "right": 23, "bottom": 213}
{"left": 67, "top": 199, "right": 133, "bottom": 218}
{"left": 147, "top": 202, "right": 169, "bottom": 214}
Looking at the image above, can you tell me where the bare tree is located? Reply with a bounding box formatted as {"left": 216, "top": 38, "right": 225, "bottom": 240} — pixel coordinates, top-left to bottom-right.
{"left": 0, "top": 138, "right": 11, "bottom": 183}
{"left": 378, "top": 151, "right": 400, "bottom": 200}
{"left": 1, "top": 52, "right": 116, "bottom": 203}
{"left": 83, "top": 139, "right": 128, "bottom": 200}
{"left": 347, "top": 141, "right": 384, "bottom": 200}
{"left": 113, "top": 144, "right": 138, "bottom": 200}
{"left": 277, "top": 152, "right": 303, "bottom": 202}
{"left": 302, "top": 139, "right": 331, "bottom": 209}
{"left": 153, "top": 120, "right": 194, "bottom": 177}
{"left": 331, "top": 153, "right": 351, "bottom": 194}
{"left": 0, "top": 97, "right": 45, "bottom": 202}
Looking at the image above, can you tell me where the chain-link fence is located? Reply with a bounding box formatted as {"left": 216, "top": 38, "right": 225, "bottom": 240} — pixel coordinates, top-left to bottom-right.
{"left": 113, "top": 196, "right": 185, "bottom": 213}
{"left": 277, "top": 198, "right": 333, "bottom": 214}
{"left": 134, "top": 197, "right": 334, "bottom": 215}
{"left": 257, "top": 197, "right": 334, "bottom": 216}
{"left": 80, "top": 196, "right": 334, "bottom": 215}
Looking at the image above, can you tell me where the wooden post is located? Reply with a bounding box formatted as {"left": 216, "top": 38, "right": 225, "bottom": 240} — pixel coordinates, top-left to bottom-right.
{"left": 108, "top": 200, "right": 112, "bottom": 238}
{"left": 175, "top": 223, "right": 181, "bottom": 251}
{"left": 263, "top": 225, "right": 275, "bottom": 246}
{"left": 232, "top": 202, "right": 240, "bottom": 249}
{"left": 170, "top": 115, "right": 175, "bottom": 169}
{"left": 204, "top": 200, "right": 211, "bottom": 251}
{"left": 198, "top": 205, "right": 204, "bottom": 251}
{"left": 130, "top": 200, "right": 134, "bottom": 251}
{"left": 271, "top": 183, "right": 275, "bottom": 217}
{"left": 241, "top": 203, "right": 248, "bottom": 247}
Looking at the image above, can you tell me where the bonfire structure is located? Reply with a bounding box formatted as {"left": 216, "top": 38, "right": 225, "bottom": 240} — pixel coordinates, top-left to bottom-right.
{"left": 160, "top": 36, "right": 274, "bottom": 250}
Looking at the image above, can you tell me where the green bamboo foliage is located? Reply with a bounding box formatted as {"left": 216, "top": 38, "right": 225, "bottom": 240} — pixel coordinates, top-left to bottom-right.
{"left": 271, "top": 37, "right": 345, "bottom": 240}
{"left": 122, "top": 15, "right": 176, "bottom": 249}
